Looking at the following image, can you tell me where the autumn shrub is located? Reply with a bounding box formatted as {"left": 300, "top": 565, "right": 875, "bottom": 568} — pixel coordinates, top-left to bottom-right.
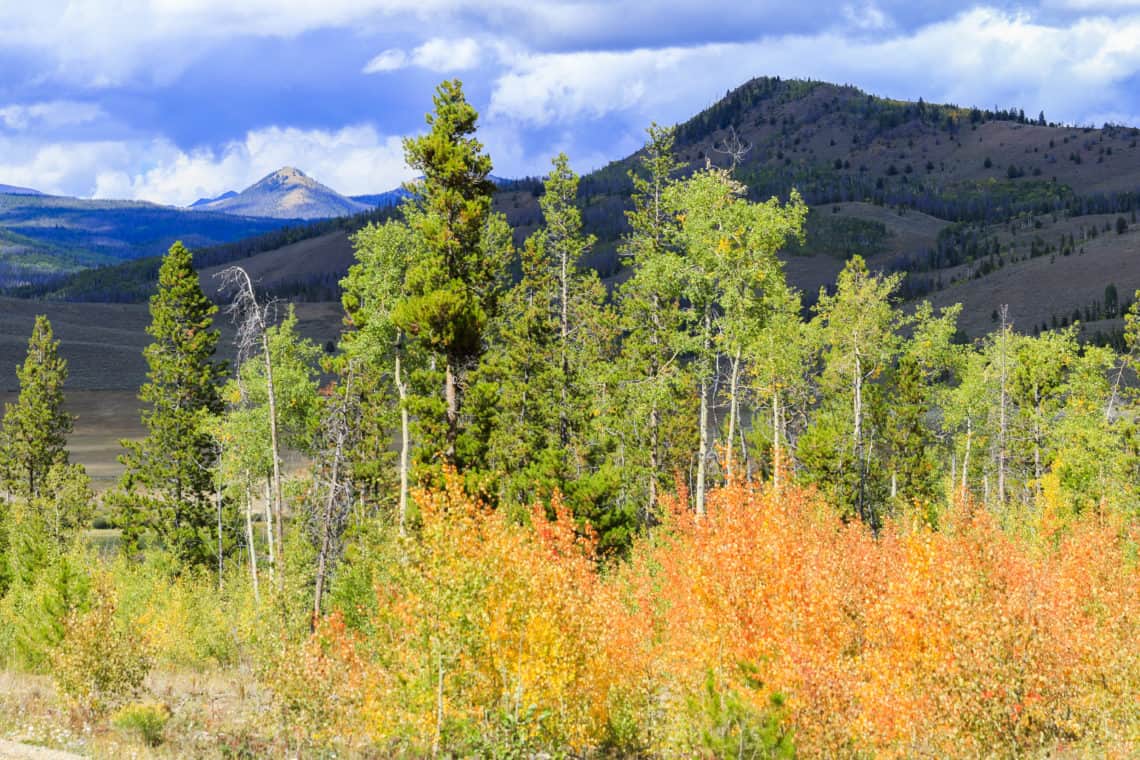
{"left": 271, "top": 479, "right": 1140, "bottom": 757}
{"left": 111, "top": 551, "right": 263, "bottom": 670}
{"left": 53, "top": 573, "right": 152, "bottom": 715}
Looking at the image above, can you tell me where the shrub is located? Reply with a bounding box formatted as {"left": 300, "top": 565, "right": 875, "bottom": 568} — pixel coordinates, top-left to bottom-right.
{"left": 111, "top": 701, "right": 170, "bottom": 746}
{"left": 267, "top": 480, "right": 1140, "bottom": 756}
{"left": 53, "top": 574, "right": 151, "bottom": 715}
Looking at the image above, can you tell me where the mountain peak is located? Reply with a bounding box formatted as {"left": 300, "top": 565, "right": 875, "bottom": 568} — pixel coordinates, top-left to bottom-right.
{"left": 194, "top": 167, "right": 369, "bottom": 220}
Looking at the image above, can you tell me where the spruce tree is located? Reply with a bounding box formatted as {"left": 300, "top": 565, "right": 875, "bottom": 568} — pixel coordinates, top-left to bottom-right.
{"left": 480, "top": 154, "right": 621, "bottom": 540}
{"left": 120, "top": 241, "right": 224, "bottom": 567}
{"left": 395, "top": 79, "right": 511, "bottom": 471}
{"left": 2, "top": 315, "right": 73, "bottom": 500}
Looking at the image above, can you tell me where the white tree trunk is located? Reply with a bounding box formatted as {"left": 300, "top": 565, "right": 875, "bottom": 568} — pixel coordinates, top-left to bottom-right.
{"left": 725, "top": 347, "right": 742, "bottom": 485}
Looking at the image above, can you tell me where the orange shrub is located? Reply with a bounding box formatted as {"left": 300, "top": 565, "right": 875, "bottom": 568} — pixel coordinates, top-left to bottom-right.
{"left": 272, "top": 478, "right": 1140, "bottom": 756}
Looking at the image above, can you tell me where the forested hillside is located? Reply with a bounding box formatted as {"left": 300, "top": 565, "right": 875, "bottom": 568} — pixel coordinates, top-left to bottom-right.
{"left": 4, "top": 79, "right": 1140, "bottom": 757}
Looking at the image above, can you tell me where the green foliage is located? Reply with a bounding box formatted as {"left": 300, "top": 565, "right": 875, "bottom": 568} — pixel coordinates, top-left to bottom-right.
{"left": 687, "top": 670, "right": 795, "bottom": 759}
{"left": 111, "top": 701, "right": 171, "bottom": 747}
{"left": 395, "top": 79, "right": 511, "bottom": 470}
{"left": 7, "top": 550, "right": 93, "bottom": 671}
{"left": 1, "top": 315, "right": 73, "bottom": 499}
{"left": 120, "top": 241, "right": 225, "bottom": 567}
{"left": 479, "top": 153, "right": 624, "bottom": 543}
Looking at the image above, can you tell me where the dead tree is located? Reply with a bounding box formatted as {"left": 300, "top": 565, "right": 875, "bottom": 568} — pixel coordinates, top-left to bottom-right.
{"left": 312, "top": 367, "right": 359, "bottom": 624}
{"left": 216, "top": 265, "right": 286, "bottom": 590}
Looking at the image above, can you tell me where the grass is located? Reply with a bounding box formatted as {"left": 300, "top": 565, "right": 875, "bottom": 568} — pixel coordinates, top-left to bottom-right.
{"left": 0, "top": 669, "right": 275, "bottom": 759}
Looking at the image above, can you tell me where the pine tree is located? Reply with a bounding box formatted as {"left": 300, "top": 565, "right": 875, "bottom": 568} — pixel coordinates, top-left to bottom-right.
{"left": 479, "top": 154, "right": 621, "bottom": 543}
{"left": 883, "top": 302, "right": 963, "bottom": 513}
{"left": 394, "top": 79, "right": 511, "bottom": 472}
{"left": 120, "top": 241, "right": 224, "bottom": 567}
{"left": 2, "top": 315, "right": 73, "bottom": 500}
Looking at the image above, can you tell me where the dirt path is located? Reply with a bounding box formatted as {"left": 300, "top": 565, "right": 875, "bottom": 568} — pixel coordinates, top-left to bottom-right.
{"left": 0, "top": 740, "right": 83, "bottom": 760}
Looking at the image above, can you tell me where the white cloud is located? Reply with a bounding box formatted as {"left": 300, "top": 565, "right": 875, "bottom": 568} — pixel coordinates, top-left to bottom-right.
{"left": 843, "top": 2, "right": 891, "bottom": 30}
{"left": 0, "top": 101, "right": 105, "bottom": 130}
{"left": 0, "top": 124, "right": 415, "bottom": 205}
{"left": 363, "top": 48, "right": 409, "bottom": 73}
{"left": 488, "top": 8, "right": 1140, "bottom": 130}
{"left": 412, "top": 37, "right": 481, "bottom": 70}
{"left": 364, "top": 37, "right": 482, "bottom": 73}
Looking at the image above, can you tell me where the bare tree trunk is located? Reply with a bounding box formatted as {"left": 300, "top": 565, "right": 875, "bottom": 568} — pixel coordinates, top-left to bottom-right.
{"left": 696, "top": 374, "right": 709, "bottom": 517}
{"left": 216, "top": 485, "right": 224, "bottom": 590}
{"left": 1033, "top": 386, "right": 1043, "bottom": 499}
{"left": 261, "top": 331, "right": 285, "bottom": 589}
{"left": 444, "top": 359, "right": 458, "bottom": 463}
{"left": 997, "top": 306, "right": 1009, "bottom": 510}
{"left": 245, "top": 481, "right": 259, "bottom": 604}
{"left": 559, "top": 244, "right": 570, "bottom": 449}
{"left": 772, "top": 389, "right": 781, "bottom": 495}
{"left": 962, "top": 417, "right": 972, "bottom": 497}
{"left": 264, "top": 479, "right": 275, "bottom": 586}
{"left": 647, "top": 402, "right": 659, "bottom": 522}
{"left": 725, "top": 347, "right": 742, "bottom": 485}
{"left": 216, "top": 266, "right": 286, "bottom": 588}
{"left": 395, "top": 348, "right": 410, "bottom": 537}
{"left": 853, "top": 353, "right": 865, "bottom": 522}
{"left": 313, "top": 428, "right": 342, "bottom": 624}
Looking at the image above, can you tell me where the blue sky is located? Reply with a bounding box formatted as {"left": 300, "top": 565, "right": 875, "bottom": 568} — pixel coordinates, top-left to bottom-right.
{"left": 1, "top": 1, "right": 1140, "bottom": 205}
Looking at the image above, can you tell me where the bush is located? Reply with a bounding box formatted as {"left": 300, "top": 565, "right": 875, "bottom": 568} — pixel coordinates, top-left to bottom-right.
{"left": 53, "top": 574, "right": 151, "bottom": 715}
{"left": 268, "top": 480, "right": 1140, "bottom": 756}
{"left": 7, "top": 551, "right": 93, "bottom": 671}
{"left": 111, "top": 701, "right": 170, "bottom": 746}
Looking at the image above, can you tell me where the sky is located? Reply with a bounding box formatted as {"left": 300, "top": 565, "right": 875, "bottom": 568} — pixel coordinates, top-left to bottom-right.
{"left": 2, "top": 1, "right": 1140, "bottom": 206}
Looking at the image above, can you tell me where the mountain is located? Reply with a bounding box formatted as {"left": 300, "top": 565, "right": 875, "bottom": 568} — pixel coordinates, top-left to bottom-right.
{"left": 16, "top": 77, "right": 1140, "bottom": 342}
{"left": 189, "top": 190, "right": 238, "bottom": 208}
{"left": 351, "top": 188, "right": 411, "bottom": 208}
{"left": 0, "top": 192, "right": 299, "bottom": 288}
{"left": 194, "top": 166, "right": 371, "bottom": 220}
{"left": 0, "top": 183, "right": 43, "bottom": 196}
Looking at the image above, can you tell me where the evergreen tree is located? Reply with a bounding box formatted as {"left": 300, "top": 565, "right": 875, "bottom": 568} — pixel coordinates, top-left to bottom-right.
{"left": 2, "top": 315, "right": 73, "bottom": 500}
{"left": 479, "top": 154, "right": 621, "bottom": 543}
{"left": 120, "top": 241, "right": 224, "bottom": 567}
{"left": 883, "top": 302, "right": 963, "bottom": 515}
{"left": 394, "top": 79, "right": 511, "bottom": 472}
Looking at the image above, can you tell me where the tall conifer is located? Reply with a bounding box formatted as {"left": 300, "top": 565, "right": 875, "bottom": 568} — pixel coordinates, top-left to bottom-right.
{"left": 2, "top": 315, "right": 73, "bottom": 500}
{"left": 120, "top": 241, "right": 224, "bottom": 566}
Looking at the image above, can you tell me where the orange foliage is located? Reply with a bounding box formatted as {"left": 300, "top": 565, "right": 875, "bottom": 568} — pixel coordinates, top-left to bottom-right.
{"left": 277, "top": 477, "right": 1140, "bottom": 756}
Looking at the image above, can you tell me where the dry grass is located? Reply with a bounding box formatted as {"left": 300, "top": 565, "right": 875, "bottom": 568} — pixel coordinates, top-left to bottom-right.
{"left": 0, "top": 669, "right": 279, "bottom": 759}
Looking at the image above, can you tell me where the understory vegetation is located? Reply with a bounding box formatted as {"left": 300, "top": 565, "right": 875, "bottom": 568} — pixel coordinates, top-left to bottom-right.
{"left": 2, "top": 79, "right": 1140, "bottom": 756}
